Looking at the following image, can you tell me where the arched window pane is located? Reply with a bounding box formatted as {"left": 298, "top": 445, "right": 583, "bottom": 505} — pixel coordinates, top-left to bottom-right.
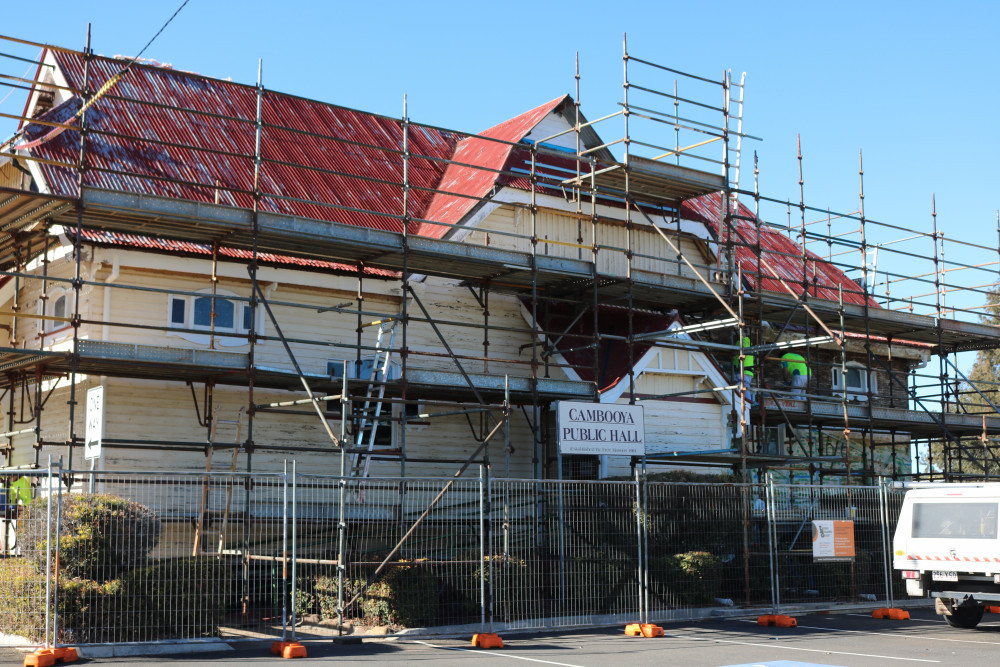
{"left": 194, "top": 296, "right": 234, "bottom": 329}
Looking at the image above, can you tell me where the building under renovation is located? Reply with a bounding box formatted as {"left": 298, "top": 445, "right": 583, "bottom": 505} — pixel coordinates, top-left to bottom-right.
{"left": 1, "top": 33, "right": 1000, "bottom": 489}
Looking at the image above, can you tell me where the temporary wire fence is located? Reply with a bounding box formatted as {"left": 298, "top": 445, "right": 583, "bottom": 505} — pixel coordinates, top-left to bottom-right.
{"left": 0, "top": 465, "right": 919, "bottom": 648}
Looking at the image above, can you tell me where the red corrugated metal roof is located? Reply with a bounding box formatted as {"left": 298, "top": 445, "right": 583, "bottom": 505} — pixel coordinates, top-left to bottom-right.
{"left": 681, "top": 192, "right": 879, "bottom": 308}
{"left": 20, "top": 54, "right": 871, "bottom": 313}
{"left": 75, "top": 229, "right": 398, "bottom": 278}
{"left": 420, "top": 95, "right": 569, "bottom": 238}
{"left": 28, "top": 52, "right": 464, "bottom": 234}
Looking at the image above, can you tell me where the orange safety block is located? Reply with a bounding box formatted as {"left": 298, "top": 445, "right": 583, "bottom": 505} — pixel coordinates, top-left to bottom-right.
{"left": 270, "top": 641, "right": 307, "bottom": 659}
{"left": 757, "top": 614, "right": 797, "bottom": 628}
{"left": 986, "top": 606, "right": 1000, "bottom": 614}
{"left": 624, "top": 623, "right": 663, "bottom": 637}
{"left": 872, "top": 608, "right": 910, "bottom": 620}
{"left": 23, "top": 647, "right": 77, "bottom": 667}
{"left": 472, "top": 633, "right": 504, "bottom": 649}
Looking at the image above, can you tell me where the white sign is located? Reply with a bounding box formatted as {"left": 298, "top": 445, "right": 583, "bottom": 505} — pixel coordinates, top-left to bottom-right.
{"left": 84, "top": 385, "right": 104, "bottom": 461}
{"left": 812, "top": 520, "right": 856, "bottom": 562}
{"left": 556, "top": 401, "right": 645, "bottom": 456}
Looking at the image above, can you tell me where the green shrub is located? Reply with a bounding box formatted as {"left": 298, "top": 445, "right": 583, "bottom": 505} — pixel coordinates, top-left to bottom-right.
{"left": 120, "top": 557, "right": 232, "bottom": 641}
{"left": 316, "top": 560, "right": 439, "bottom": 628}
{"left": 0, "top": 556, "right": 231, "bottom": 644}
{"left": 293, "top": 581, "right": 315, "bottom": 618}
{"left": 0, "top": 557, "right": 47, "bottom": 642}
{"left": 473, "top": 554, "right": 528, "bottom": 621}
{"left": 19, "top": 494, "right": 161, "bottom": 581}
{"left": 648, "top": 551, "right": 722, "bottom": 606}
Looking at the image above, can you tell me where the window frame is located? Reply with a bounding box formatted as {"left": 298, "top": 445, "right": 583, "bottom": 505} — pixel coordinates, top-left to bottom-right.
{"left": 831, "top": 361, "right": 875, "bottom": 401}
{"left": 167, "top": 289, "right": 259, "bottom": 347}
{"left": 39, "top": 287, "right": 73, "bottom": 342}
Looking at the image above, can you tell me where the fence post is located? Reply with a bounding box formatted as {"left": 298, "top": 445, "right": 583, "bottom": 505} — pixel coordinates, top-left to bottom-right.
{"left": 479, "top": 465, "right": 486, "bottom": 629}
{"left": 766, "top": 471, "right": 780, "bottom": 615}
{"left": 291, "top": 460, "right": 298, "bottom": 640}
{"left": 634, "top": 469, "right": 645, "bottom": 624}
{"left": 642, "top": 473, "right": 649, "bottom": 623}
{"left": 281, "top": 461, "right": 288, "bottom": 642}
{"left": 52, "top": 459, "right": 62, "bottom": 648}
{"left": 43, "top": 458, "right": 52, "bottom": 649}
{"left": 878, "top": 477, "right": 894, "bottom": 608}
{"left": 335, "top": 363, "right": 349, "bottom": 635}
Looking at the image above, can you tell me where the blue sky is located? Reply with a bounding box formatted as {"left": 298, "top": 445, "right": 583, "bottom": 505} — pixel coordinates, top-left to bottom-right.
{"left": 2, "top": 1, "right": 999, "bottom": 331}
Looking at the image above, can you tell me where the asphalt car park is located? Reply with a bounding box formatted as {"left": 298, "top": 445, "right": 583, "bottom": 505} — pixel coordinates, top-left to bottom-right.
{"left": 4, "top": 606, "right": 999, "bottom": 666}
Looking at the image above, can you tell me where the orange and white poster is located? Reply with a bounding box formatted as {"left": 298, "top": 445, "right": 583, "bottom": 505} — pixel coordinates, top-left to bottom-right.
{"left": 812, "top": 520, "right": 856, "bottom": 562}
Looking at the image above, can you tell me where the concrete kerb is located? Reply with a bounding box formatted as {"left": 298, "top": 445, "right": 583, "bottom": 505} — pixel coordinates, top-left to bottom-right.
{"left": 75, "top": 639, "right": 236, "bottom": 659}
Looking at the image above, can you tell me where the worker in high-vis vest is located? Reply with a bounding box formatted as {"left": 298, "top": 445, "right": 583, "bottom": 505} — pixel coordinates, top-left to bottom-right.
{"left": 733, "top": 336, "right": 755, "bottom": 404}
{"left": 9, "top": 476, "right": 31, "bottom": 506}
{"left": 781, "top": 352, "right": 810, "bottom": 398}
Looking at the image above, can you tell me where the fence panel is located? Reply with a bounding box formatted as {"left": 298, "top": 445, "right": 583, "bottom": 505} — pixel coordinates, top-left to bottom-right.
{"left": 0, "top": 469, "right": 55, "bottom": 648}
{"left": 643, "top": 482, "right": 772, "bottom": 619}
{"left": 768, "top": 483, "right": 889, "bottom": 612}
{"left": 490, "top": 479, "right": 641, "bottom": 630}
{"left": 0, "top": 467, "right": 914, "bottom": 648}
{"left": 293, "top": 475, "right": 485, "bottom": 638}
{"left": 3, "top": 469, "right": 288, "bottom": 646}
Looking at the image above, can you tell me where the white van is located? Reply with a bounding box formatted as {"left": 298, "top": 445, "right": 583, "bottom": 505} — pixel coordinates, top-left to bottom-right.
{"left": 893, "top": 483, "right": 1000, "bottom": 628}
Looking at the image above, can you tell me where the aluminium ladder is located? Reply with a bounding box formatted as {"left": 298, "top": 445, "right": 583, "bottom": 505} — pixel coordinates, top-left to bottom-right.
{"left": 350, "top": 317, "right": 398, "bottom": 479}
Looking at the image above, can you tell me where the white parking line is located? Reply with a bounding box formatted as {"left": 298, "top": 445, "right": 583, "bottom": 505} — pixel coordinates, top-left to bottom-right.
{"left": 707, "top": 637, "right": 939, "bottom": 663}
{"left": 742, "top": 618, "right": 1000, "bottom": 645}
{"left": 411, "top": 640, "right": 586, "bottom": 667}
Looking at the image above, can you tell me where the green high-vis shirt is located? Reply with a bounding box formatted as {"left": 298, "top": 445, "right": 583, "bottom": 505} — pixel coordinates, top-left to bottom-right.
{"left": 9, "top": 476, "right": 31, "bottom": 505}
{"left": 781, "top": 353, "right": 810, "bottom": 377}
{"left": 733, "top": 336, "right": 755, "bottom": 378}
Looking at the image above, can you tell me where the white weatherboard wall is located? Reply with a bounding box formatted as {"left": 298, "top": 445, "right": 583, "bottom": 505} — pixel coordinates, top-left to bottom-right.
{"left": 0, "top": 240, "right": 542, "bottom": 478}
{"left": 603, "top": 334, "right": 732, "bottom": 478}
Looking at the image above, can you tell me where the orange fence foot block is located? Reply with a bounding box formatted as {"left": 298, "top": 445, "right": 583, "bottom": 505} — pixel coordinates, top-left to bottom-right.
{"left": 472, "top": 633, "right": 503, "bottom": 649}
{"left": 757, "top": 614, "right": 797, "bottom": 628}
{"left": 24, "top": 647, "right": 77, "bottom": 667}
{"left": 873, "top": 608, "right": 910, "bottom": 620}
{"left": 986, "top": 606, "right": 1000, "bottom": 614}
{"left": 270, "top": 642, "right": 307, "bottom": 659}
{"left": 625, "top": 623, "right": 663, "bottom": 637}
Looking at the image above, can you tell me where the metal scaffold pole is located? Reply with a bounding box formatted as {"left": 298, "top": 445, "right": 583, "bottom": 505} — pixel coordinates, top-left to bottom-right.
{"left": 67, "top": 24, "right": 91, "bottom": 478}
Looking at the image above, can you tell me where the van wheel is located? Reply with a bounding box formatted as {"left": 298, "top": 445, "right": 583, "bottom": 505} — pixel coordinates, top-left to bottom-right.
{"left": 945, "top": 605, "right": 984, "bottom": 629}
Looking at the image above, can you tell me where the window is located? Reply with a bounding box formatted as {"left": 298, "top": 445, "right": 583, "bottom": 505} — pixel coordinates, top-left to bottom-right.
{"left": 327, "top": 358, "right": 400, "bottom": 381}
{"left": 50, "top": 294, "right": 67, "bottom": 331}
{"left": 39, "top": 289, "right": 71, "bottom": 342}
{"left": 761, "top": 426, "right": 787, "bottom": 456}
{"left": 913, "top": 502, "right": 998, "bottom": 540}
{"left": 167, "top": 290, "right": 258, "bottom": 347}
{"left": 832, "top": 362, "right": 874, "bottom": 401}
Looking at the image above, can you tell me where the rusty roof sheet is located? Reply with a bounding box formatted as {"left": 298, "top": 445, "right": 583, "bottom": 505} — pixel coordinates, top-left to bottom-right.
{"left": 681, "top": 192, "right": 878, "bottom": 308}
{"left": 27, "top": 52, "right": 464, "bottom": 234}
{"left": 420, "top": 95, "right": 569, "bottom": 238}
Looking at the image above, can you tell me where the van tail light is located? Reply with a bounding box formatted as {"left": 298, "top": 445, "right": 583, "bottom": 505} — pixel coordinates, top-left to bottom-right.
{"left": 902, "top": 570, "right": 920, "bottom": 579}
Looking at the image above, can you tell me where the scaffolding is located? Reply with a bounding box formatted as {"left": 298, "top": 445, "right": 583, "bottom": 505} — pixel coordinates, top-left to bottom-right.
{"left": 0, "top": 30, "right": 999, "bottom": 491}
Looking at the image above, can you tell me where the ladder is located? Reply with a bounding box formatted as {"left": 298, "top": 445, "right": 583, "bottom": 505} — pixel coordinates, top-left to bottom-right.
{"left": 192, "top": 406, "right": 245, "bottom": 556}
{"left": 350, "top": 317, "right": 398, "bottom": 479}
{"left": 727, "top": 70, "right": 747, "bottom": 206}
